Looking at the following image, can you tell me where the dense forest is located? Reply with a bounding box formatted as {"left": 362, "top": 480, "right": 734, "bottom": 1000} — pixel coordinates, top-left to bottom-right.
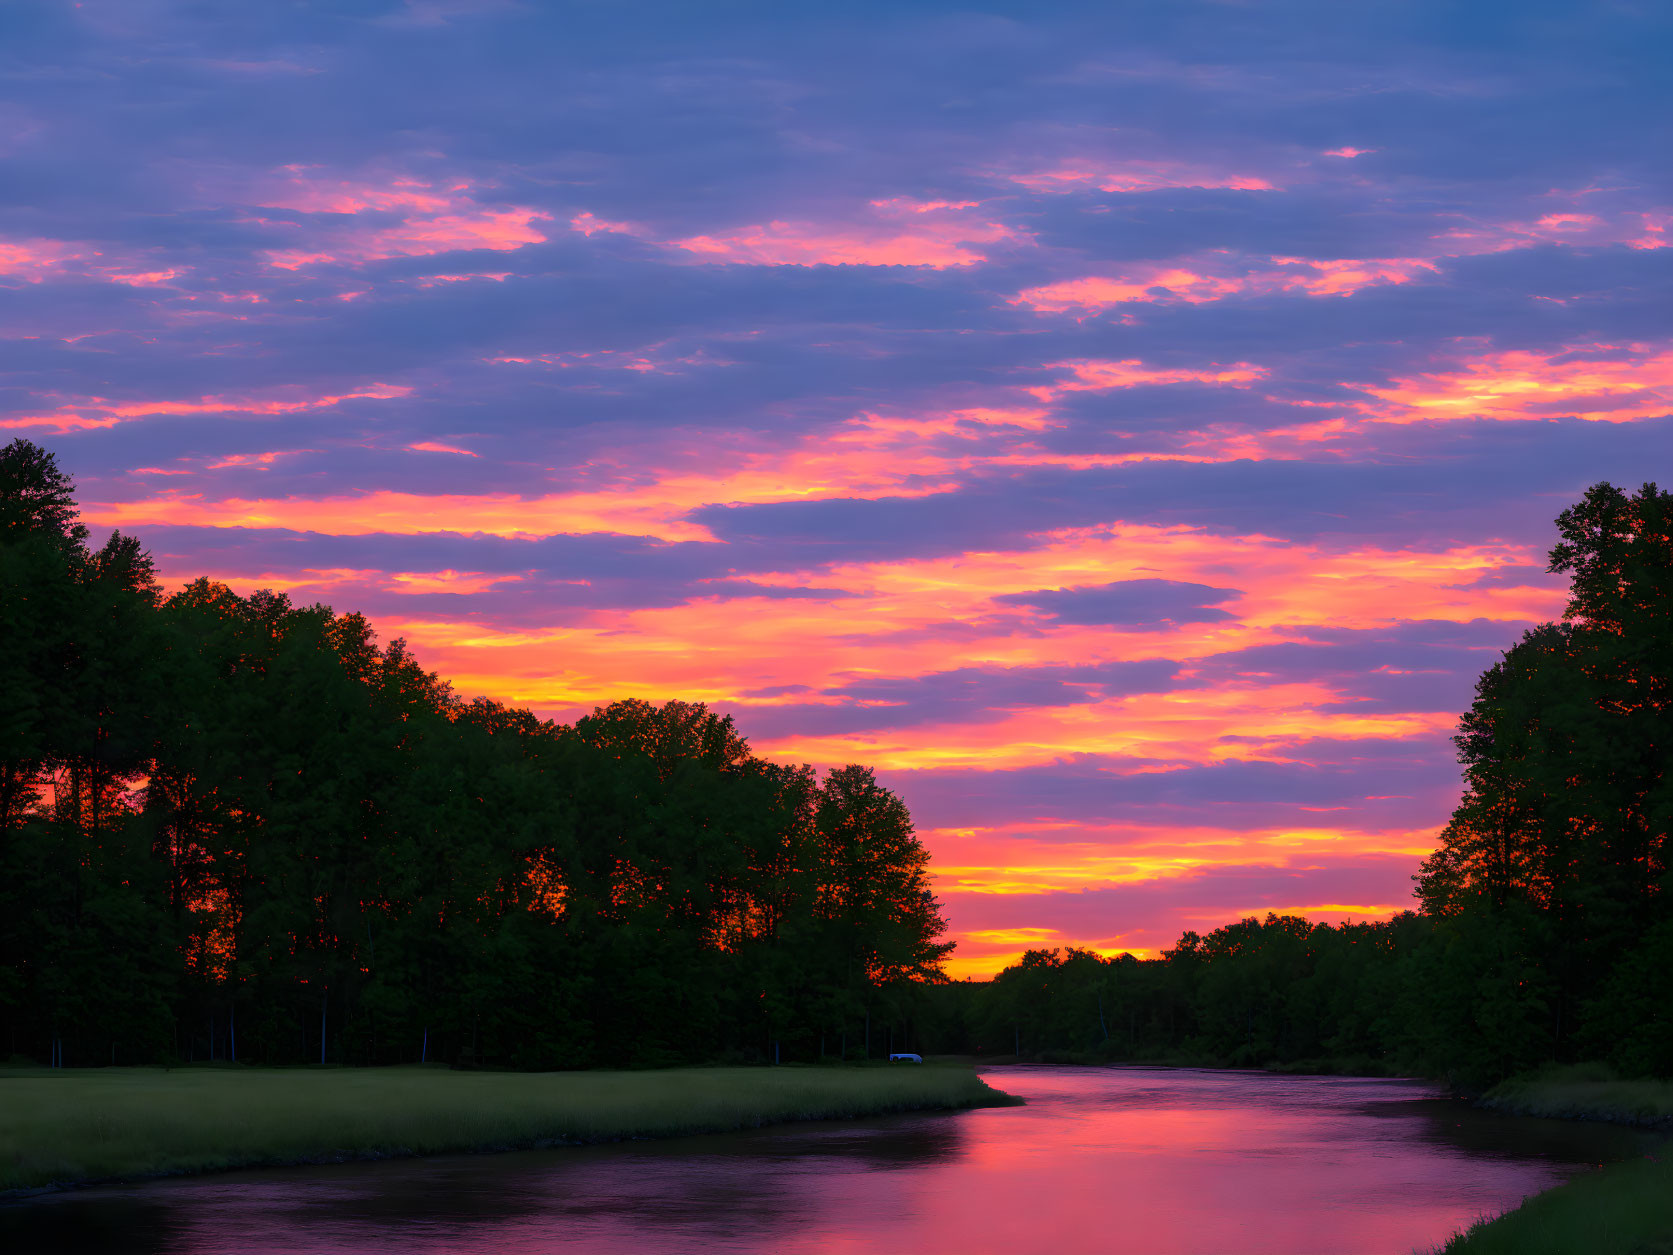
{"left": 950, "top": 481, "right": 1673, "bottom": 1087}
{"left": 4, "top": 438, "right": 1669, "bottom": 1087}
{"left": 0, "top": 440, "right": 952, "bottom": 1068}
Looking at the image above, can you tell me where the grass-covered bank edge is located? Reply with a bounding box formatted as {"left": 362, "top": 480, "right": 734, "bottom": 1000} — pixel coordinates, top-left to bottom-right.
{"left": 1478, "top": 1064, "right": 1673, "bottom": 1131}
{"left": 0, "top": 1062, "right": 1020, "bottom": 1195}
{"left": 1429, "top": 1156, "right": 1673, "bottom": 1255}
{"left": 1425, "top": 1066, "right": 1673, "bottom": 1253}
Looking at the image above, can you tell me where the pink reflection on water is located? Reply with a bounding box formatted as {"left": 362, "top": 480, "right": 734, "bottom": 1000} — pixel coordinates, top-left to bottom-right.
{"left": 3, "top": 1067, "right": 1653, "bottom": 1255}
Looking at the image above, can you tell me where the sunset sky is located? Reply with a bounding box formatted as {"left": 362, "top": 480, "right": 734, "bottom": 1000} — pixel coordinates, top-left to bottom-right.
{"left": 4, "top": 1, "right": 1669, "bottom": 976}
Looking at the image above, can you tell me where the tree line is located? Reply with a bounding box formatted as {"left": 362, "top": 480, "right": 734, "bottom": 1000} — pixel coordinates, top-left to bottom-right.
{"left": 7, "top": 439, "right": 1667, "bottom": 1086}
{"left": 938, "top": 482, "right": 1672, "bottom": 1086}
{"left": 0, "top": 439, "right": 953, "bottom": 1068}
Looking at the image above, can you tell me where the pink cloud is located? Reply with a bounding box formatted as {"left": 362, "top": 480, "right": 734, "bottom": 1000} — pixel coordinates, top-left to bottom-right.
{"left": 1630, "top": 212, "right": 1670, "bottom": 250}
{"left": 204, "top": 450, "right": 291, "bottom": 470}
{"left": 0, "top": 238, "right": 89, "bottom": 282}
{"left": 1012, "top": 268, "right": 1245, "bottom": 312}
{"left": 1035, "top": 358, "right": 1269, "bottom": 398}
{"left": 104, "top": 268, "right": 185, "bottom": 287}
{"left": 868, "top": 196, "right": 981, "bottom": 213}
{"left": 484, "top": 345, "right": 731, "bottom": 373}
{"left": 0, "top": 239, "right": 179, "bottom": 289}
{"left": 412, "top": 271, "right": 511, "bottom": 286}
{"left": 1014, "top": 196, "right": 1673, "bottom": 318}
{"left": 1012, "top": 254, "right": 1437, "bottom": 312}
{"left": 408, "top": 440, "right": 478, "bottom": 456}
{"left": 1007, "top": 160, "right": 1276, "bottom": 194}
{"left": 255, "top": 168, "right": 458, "bottom": 215}
{"left": 2, "top": 382, "right": 412, "bottom": 433}
{"left": 1430, "top": 204, "right": 1673, "bottom": 255}
{"left": 569, "top": 212, "right": 644, "bottom": 237}
{"left": 250, "top": 169, "right": 550, "bottom": 269}
{"left": 570, "top": 198, "right": 1026, "bottom": 269}
{"left": 671, "top": 217, "right": 1021, "bottom": 268}
{"left": 1322, "top": 147, "right": 1374, "bottom": 158}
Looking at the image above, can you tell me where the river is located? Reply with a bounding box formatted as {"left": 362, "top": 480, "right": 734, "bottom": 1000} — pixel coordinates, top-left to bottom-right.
{"left": 3, "top": 1066, "right": 1660, "bottom": 1255}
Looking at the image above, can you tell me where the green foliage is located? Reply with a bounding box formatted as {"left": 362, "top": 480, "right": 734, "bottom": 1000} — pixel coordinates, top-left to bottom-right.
{"left": 0, "top": 441, "right": 954, "bottom": 1069}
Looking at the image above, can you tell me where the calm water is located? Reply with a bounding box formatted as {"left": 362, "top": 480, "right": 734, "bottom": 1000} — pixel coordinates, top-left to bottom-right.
{"left": 3, "top": 1066, "right": 1661, "bottom": 1255}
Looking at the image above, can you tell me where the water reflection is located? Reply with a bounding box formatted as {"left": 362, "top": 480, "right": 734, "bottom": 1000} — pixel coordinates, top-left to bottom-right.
{"left": 2, "top": 1067, "right": 1661, "bottom": 1255}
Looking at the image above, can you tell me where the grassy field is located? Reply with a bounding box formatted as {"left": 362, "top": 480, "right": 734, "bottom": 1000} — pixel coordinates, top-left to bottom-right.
{"left": 1480, "top": 1064, "right": 1673, "bottom": 1128}
{"left": 0, "top": 1063, "right": 1016, "bottom": 1193}
{"left": 1431, "top": 1155, "right": 1673, "bottom": 1254}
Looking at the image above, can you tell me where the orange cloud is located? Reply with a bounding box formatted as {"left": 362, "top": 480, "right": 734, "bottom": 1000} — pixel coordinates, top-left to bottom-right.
{"left": 385, "top": 569, "right": 521, "bottom": 595}
{"left": 1358, "top": 343, "right": 1673, "bottom": 424}
{"left": 327, "top": 520, "right": 1558, "bottom": 771}
{"left": 927, "top": 820, "right": 1442, "bottom": 974}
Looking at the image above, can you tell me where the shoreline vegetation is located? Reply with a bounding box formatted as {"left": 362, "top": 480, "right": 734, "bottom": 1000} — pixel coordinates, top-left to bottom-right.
{"left": 1479, "top": 1065, "right": 1673, "bottom": 1131}
{"left": 1433, "top": 1156, "right": 1673, "bottom": 1255}
{"left": 1434, "top": 1066, "right": 1673, "bottom": 1251}
{"left": 0, "top": 1062, "right": 1018, "bottom": 1195}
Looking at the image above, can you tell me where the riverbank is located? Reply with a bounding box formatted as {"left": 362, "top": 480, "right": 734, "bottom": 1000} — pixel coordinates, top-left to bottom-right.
{"left": 1434, "top": 1155, "right": 1673, "bottom": 1254}
{"left": 1478, "top": 1065, "right": 1673, "bottom": 1130}
{"left": 1430, "top": 1067, "right": 1673, "bottom": 1253}
{"left": 0, "top": 1063, "right": 1017, "bottom": 1194}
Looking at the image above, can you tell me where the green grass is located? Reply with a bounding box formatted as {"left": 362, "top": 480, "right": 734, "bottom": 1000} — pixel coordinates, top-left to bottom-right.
{"left": 1481, "top": 1064, "right": 1673, "bottom": 1129}
{"left": 1430, "top": 1065, "right": 1673, "bottom": 1254}
{"left": 0, "top": 1063, "right": 1016, "bottom": 1193}
{"left": 1430, "top": 1155, "right": 1673, "bottom": 1255}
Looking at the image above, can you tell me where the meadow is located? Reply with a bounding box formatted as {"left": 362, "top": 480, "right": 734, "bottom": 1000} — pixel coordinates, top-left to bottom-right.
{"left": 0, "top": 1063, "right": 1014, "bottom": 1193}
